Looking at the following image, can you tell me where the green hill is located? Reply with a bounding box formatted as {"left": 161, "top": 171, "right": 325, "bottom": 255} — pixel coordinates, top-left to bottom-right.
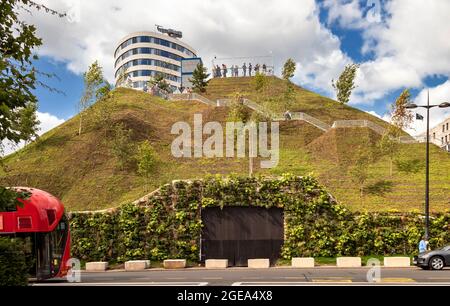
{"left": 1, "top": 76, "right": 449, "bottom": 212}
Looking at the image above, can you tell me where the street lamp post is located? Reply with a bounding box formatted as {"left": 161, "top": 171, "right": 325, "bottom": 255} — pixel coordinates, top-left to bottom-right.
{"left": 406, "top": 91, "right": 450, "bottom": 240}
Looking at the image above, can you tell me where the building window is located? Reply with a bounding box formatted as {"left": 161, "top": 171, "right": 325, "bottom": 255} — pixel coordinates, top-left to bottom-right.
{"left": 115, "top": 35, "right": 196, "bottom": 59}
{"left": 447, "top": 123, "right": 449, "bottom": 131}
{"left": 443, "top": 125, "right": 446, "bottom": 133}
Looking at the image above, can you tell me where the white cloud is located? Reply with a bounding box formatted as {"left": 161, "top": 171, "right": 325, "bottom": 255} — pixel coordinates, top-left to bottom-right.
{"left": 19, "top": 0, "right": 450, "bottom": 111}
{"left": 2, "top": 112, "right": 65, "bottom": 156}
{"left": 23, "top": 0, "right": 349, "bottom": 92}
{"left": 408, "top": 81, "right": 450, "bottom": 136}
{"left": 322, "top": 0, "right": 369, "bottom": 29}
{"left": 320, "top": 0, "right": 450, "bottom": 106}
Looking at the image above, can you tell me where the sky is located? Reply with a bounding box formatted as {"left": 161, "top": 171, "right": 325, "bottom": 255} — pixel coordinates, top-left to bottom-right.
{"left": 14, "top": 0, "right": 450, "bottom": 150}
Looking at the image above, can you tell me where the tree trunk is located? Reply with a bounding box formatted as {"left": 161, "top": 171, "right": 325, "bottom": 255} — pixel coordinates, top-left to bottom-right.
{"left": 78, "top": 114, "right": 83, "bottom": 136}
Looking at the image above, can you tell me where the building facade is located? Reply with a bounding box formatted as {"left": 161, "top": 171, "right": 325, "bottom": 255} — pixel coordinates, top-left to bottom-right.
{"left": 114, "top": 31, "right": 197, "bottom": 91}
{"left": 422, "top": 116, "right": 450, "bottom": 152}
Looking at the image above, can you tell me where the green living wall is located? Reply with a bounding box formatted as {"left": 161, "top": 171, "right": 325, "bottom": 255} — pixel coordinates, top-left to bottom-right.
{"left": 69, "top": 174, "right": 450, "bottom": 263}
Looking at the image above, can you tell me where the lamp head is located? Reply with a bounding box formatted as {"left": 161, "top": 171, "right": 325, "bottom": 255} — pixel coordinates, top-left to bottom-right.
{"left": 439, "top": 102, "right": 450, "bottom": 108}
{"left": 405, "top": 103, "right": 418, "bottom": 109}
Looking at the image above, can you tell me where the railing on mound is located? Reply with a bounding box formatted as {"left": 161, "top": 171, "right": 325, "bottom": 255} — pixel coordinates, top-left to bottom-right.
{"left": 167, "top": 93, "right": 420, "bottom": 143}
{"left": 332, "top": 120, "right": 387, "bottom": 136}
{"left": 291, "top": 112, "right": 331, "bottom": 132}
{"left": 168, "top": 93, "right": 217, "bottom": 107}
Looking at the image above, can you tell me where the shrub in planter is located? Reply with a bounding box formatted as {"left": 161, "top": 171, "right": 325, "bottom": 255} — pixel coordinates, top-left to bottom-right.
{"left": 0, "top": 237, "right": 30, "bottom": 286}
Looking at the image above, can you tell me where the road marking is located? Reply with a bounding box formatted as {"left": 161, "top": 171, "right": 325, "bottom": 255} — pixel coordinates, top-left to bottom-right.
{"left": 380, "top": 278, "right": 416, "bottom": 283}
{"left": 312, "top": 279, "right": 352, "bottom": 283}
{"left": 233, "top": 282, "right": 310, "bottom": 286}
{"left": 33, "top": 282, "right": 208, "bottom": 287}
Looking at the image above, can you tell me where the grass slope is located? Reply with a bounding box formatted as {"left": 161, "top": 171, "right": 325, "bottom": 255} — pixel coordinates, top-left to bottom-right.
{"left": 1, "top": 77, "right": 449, "bottom": 212}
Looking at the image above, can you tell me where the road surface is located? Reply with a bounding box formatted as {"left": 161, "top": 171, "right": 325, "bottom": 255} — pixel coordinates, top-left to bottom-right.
{"left": 34, "top": 267, "right": 450, "bottom": 286}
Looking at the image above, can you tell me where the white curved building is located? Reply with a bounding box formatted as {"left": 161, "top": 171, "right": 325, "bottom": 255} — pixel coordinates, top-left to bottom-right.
{"left": 114, "top": 31, "right": 197, "bottom": 91}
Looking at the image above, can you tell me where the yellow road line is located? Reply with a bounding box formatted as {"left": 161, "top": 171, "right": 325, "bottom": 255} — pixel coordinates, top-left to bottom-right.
{"left": 380, "top": 278, "right": 416, "bottom": 283}
{"left": 312, "top": 279, "right": 352, "bottom": 283}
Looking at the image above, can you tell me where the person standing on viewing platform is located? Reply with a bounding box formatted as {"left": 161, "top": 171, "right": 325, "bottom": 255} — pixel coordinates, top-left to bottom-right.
{"left": 262, "top": 64, "right": 267, "bottom": 75}
{"left": 235, "top": 65, "right": 239, "bottom": 77}
{"left": 248, "top": 63, "right": 253, "bottom": 76}
{"left": 255, "top": 63, "right": 260, "bottom": 74}
{"left": 216, "top": 65, "right": 222, "bottom": 78}
{"left": 242, "top": 63, "right": 247, "bottom": 77}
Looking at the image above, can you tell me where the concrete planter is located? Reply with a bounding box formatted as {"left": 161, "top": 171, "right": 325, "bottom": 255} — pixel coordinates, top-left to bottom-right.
{"left": 248, "top": 259, "right": 270, "bottom": 269}
{"left": 292, "top": 257, "right": 315, "bottom": 268}
{"left": 336, "top": 257, "right": 362, "bottom": 267}
{"left": 383, "top": 257, "right": 411, "bottom": 267}
{"left": 164, "top": 259, "right": 187, "bottom": 269}
{"left": 124, "top": 260, "right": 151, "bottom": 271}
{"left": 205, "top": 259, "right": 229, "bottom": 269}
{"left": 85, "top": 262, "right": 108, "bottom": 272}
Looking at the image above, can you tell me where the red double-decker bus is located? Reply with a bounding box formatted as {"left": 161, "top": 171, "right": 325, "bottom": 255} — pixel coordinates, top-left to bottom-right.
{"left": 0, "top": 188, "right": 71, "bottom": 280}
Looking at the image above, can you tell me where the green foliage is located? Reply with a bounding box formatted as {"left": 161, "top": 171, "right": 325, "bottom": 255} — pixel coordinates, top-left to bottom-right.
{"left": 149, "top": 74, "right": 170, "bottom": 92}
{"left": 348, "top": 139, "right": 373, "bottom": 198}
{"left": 0, "top": 0, "right": 62, "bottom": 150}
{"left": 332, "top": 63, "right": 359, "bottom": 104}
{"left": 282, "top": 82, "right": 296, "bottom": 111}
{"left": 109, "top": 123, "right": 136, "bottom": 170}
{"left": 14, "top": 101, "right": 40, "bottom": 144}
{"left": 0, "top": 237, "right": 29, "bottom": 286}
{"left": 377, "top": 126, "right": 403, "bottom": 176}
{"left": 137, "top": 140, "right": 158, "bottom": 190}
{"left": 227, "top": 93, "right": 251, "bottom": 123}
{"left": 0, "top": 187, "right": 30, "bottom": 212}
{"left": 282, "top": 58, "right": 296, "bottom": 80}
{"left": 391, "top": 89, "right": 414, "bottom": 131}
{"left": 69, "top": 175, "right": 449, "bottom": 263}
{"left": 78, "top": 61, "right": 109, "bottom": 135}
{"left": 364, "top": 180, "right": 394, "bottom": 197}
{"left": 254, "top": 72, "right": 269, "bottom": 92}
{"left": 394, "top": 158, "right": 424, "bottom": 174}
{"left": 190, "top": 63, "right": 210, "bottom": 93}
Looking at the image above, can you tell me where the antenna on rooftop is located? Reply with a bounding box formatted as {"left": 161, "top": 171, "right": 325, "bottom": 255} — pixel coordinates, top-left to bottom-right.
{"left": 155, "top": 24, "right": 183, "bottom": 39}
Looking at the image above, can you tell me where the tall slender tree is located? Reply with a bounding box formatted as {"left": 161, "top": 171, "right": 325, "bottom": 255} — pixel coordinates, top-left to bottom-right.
{"left": 332, "top": 63, "right": 360, "bottom": 104}
{"left": 282, "top": 58, "right": 296, "bottom": 81}
{"left": 78, "top": 61, "right": 107, "bottom": 135}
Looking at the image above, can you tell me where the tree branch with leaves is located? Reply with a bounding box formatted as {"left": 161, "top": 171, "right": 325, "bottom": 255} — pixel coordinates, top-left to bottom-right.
{"left": 332, "top": 63, "right": 360, "bottom": 104}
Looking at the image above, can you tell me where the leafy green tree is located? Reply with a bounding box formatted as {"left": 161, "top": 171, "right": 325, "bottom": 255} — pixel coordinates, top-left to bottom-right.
{"left": 0, "top": 0, "right": 63, "bottom": 151}
{"left": 378, "top": 89, "right": 414, "bottom": 176}
{"left": 137, "top": 141, "right": 158, "bottom": 191}
{"left": 254, "top": 72, "right": 269, "bottom": 92}
{"left": 110, "top": 123, "right": 136, "bottom": 170}
{"left": 282, "top": 58, "right": 296, "bottom": 80}
{"left": 78, "top": 61, "right": 108, "bottom": 135}
{"left": 349, "top": 140, "right": 373, "bottom": 200}
{"left": 394, "top": 158, "right": 424, "bottom": 174}
{"left": 190, "top": 63, "right": 210, "bottom": 93}
{"left": 15, "top": 102, "right": 40, "bottom": 145}
{"left": 332, "top": 63, "right": 360, "bottom": 104}
{"left": 378, "top": 129, "right": 400, "bottom": 177}
{"left": 0, "top": 188, "right": 30, "bottom": 212}
{"left": 0, "top": 0, "right": 63, "bottom": 287}
{"left": 149, "top": 74, "right": 170, "bottom": 92}
{"left": 390, "top": 89, "right": 414, "bottom": 131}
{"left": 227, "top": 93, "right": 251, "bottom": 123}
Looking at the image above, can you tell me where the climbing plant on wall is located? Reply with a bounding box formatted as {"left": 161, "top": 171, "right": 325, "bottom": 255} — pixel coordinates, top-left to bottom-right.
{"left": 69, "top": 174, "right": 450, "bottom": 263}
